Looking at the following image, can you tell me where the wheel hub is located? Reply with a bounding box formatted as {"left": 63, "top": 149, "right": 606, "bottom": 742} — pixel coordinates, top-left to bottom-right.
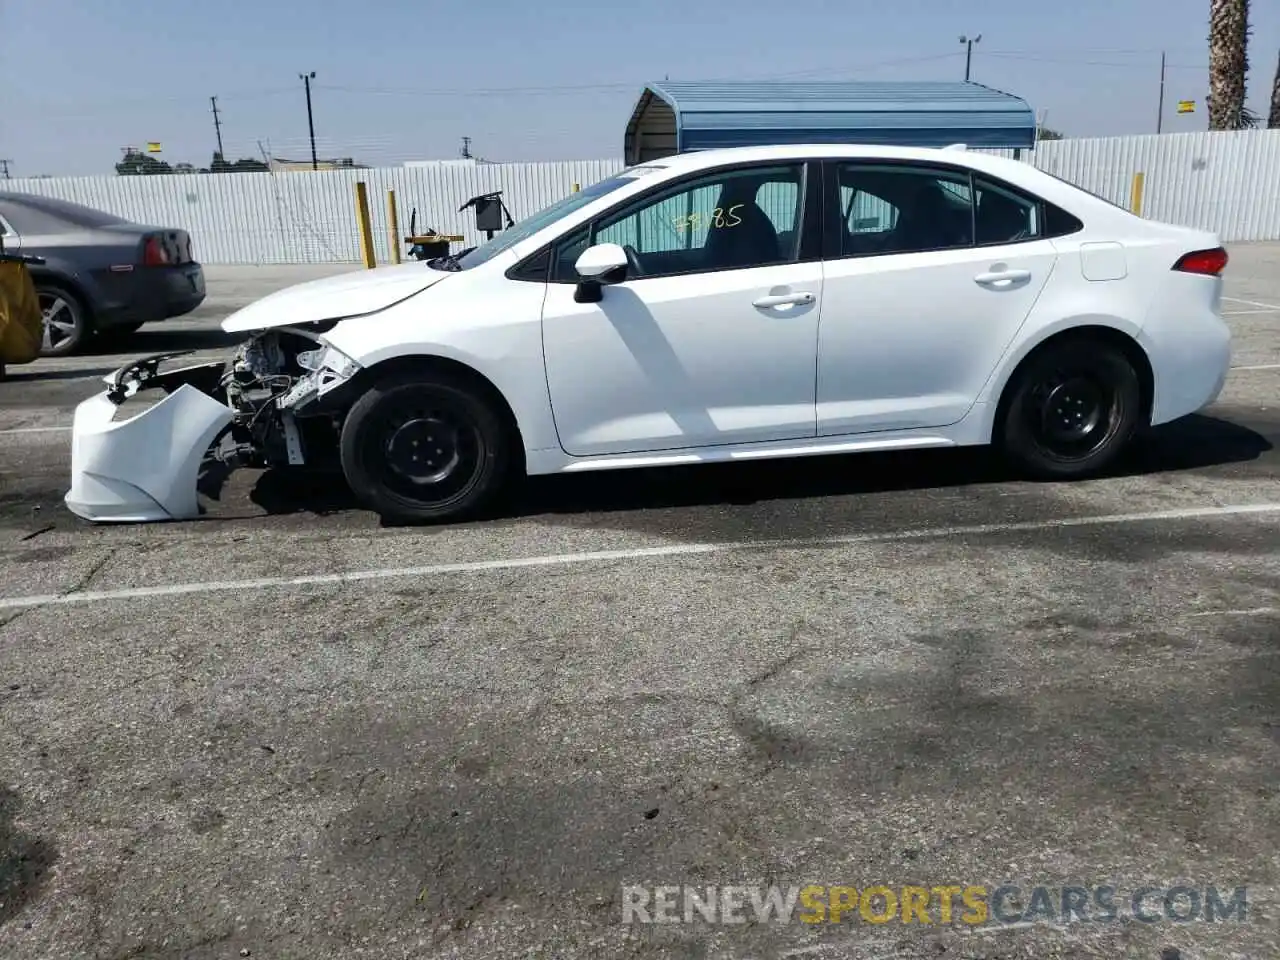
{"left": 39, "top": 294, "right": 76, "bottom": 351}
{"left": 1039, "top": 378, "right": 1104, "bottom": 444}
{"left": 384, "top": 416, "right": 461, "bottom": 485}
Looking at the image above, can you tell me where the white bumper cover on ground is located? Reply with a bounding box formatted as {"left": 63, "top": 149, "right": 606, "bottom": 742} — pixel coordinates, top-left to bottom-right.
{"left": 65, "top": 385, "right": 234, "bottom": 522}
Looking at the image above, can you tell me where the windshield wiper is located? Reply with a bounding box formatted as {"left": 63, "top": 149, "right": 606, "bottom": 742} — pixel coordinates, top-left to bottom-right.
{"left": 425, "top": 254, "right": 462, "bottom": 272}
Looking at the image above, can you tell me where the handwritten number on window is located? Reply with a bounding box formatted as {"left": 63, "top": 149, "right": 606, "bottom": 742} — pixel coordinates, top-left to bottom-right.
{"left": 672, "top": 204, "right": 744, "bottom": 234}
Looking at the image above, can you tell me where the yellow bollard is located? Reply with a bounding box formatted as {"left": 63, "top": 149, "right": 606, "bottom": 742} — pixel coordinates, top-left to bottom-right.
{"left": 386, "top": 189, "right": 402, "bottom": 265}
{"left": 354, "top": 181, "right": 377, "bottom": 269}
{"left": 1130, "top": 172, "right": 1145, "bottom": 217}
{"left": 571, "top": 183, "right": 580, "bottom": 192}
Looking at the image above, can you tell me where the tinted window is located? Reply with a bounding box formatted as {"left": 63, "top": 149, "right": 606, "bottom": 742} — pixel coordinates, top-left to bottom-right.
{"left": 834, "top": 164, "right": 974, "bottom": 257}
{"left": 568, "top": 163, "right": 805, "bottom": 280}
{"left": 973, "top": 177, "right": 1041, "bottom": 245}
{"left": 1044, "top": 203, "right": 1084, "bottom": 237}
{"left": 553, "top": 226, "right": 591, "bottom": 282}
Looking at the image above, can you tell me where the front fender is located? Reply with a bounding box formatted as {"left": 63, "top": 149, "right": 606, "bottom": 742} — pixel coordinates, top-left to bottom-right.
{"left": 320, "top": 287, "right": 561, "bottom": 454}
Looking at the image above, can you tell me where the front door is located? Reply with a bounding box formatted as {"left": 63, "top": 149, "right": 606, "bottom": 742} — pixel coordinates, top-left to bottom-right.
{"left": 816, "top": 160, "right": 1058, "bottom": 436}
{"left": 541, "top": 161, "right": 823, "bottom": 457}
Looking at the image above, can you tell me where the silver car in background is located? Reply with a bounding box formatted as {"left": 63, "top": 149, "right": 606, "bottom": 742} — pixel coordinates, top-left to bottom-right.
{"left": 0, "top": 192, "right": 206, "bottom": 356}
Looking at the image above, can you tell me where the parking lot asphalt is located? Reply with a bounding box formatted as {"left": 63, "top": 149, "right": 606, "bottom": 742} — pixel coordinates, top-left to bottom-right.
{"left": 1, "top": 249, "right": 1278, "bottom": 960}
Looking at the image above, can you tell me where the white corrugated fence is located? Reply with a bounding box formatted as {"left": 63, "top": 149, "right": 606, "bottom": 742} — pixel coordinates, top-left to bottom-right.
{"left": 6, "top": 131, "right": 1280, "bottom": 264}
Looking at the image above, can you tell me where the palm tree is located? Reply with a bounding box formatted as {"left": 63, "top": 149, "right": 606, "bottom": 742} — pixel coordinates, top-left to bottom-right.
{"left": 1208, "top": 0, "right": 1251, "bottom": 129}
{"left": 1270, "top": 49, "right": 1280, "bottom": 128}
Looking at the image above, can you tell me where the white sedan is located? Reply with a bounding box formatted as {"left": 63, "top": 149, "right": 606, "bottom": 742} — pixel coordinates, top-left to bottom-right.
{"left": 65, "top": 143, "right": 1232, "bottom": 524}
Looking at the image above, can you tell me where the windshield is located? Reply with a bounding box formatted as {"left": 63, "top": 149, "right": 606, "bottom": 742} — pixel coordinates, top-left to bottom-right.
{"left": 452, "top": 166, "right": 665, "bottom": 270}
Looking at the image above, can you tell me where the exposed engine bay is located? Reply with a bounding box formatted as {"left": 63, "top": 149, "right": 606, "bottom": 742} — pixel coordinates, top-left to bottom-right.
{"left": 218, "top": 327, "right": 351, "bottom": 470}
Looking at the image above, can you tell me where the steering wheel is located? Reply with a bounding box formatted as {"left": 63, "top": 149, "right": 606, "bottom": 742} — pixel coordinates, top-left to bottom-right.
{"left": 622, "top": 244, "right": 644, "bottom": 278}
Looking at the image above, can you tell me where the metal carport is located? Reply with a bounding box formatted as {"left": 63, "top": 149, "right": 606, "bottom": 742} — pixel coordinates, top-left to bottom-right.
{"left": 623, "top": 81, "right": 1037, "bottom": 165}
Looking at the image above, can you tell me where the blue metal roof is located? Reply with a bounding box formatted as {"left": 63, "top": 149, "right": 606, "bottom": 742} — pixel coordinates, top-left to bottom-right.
{"left": 624, "top": 81, "right": 1036, "bottom": 159}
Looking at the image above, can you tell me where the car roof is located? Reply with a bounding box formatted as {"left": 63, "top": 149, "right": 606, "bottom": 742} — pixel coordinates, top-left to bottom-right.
{"left": 640, "top": 143, "right": 1025, "bottom": 173}
{"left": 621, "top": 143, "right": 1107, "bottom": 218}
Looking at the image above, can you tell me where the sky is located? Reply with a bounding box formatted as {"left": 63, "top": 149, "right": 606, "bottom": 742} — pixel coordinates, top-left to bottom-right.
{"left": 1, "top": 0, "right": 1277, "bottom": 177}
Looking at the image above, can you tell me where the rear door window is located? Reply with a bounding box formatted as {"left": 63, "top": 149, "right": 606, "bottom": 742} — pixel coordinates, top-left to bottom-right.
{"left": 833, "top": 163, "right": 975, "bottom": 257}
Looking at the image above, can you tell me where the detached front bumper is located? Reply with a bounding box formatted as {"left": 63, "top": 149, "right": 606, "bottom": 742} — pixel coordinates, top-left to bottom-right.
{"left": 65, "top": 352, "right": 234, "bottom": 523}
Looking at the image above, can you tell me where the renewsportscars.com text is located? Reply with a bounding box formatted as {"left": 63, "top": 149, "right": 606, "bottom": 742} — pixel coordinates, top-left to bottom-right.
{"left": 620, "top": 884, "right": 1249, "bottom": 926}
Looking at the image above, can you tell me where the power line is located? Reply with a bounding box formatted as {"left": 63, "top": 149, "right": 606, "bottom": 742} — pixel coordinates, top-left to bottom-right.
{"left": 309, "top": 53, "right": 968, "bottom": 100}
{"left": 983, "top": 51, "right": 1206, "bottom": 70}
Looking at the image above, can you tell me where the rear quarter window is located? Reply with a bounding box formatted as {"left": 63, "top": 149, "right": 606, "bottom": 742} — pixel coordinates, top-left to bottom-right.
{"left": 1043, "top": 203, "right": 1084, "bottom": 238}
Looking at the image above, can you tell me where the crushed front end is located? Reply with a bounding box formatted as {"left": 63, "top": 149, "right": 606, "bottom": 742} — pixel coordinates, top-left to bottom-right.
{"left": 65, "top": 327, "right": 363, "bottom": 522}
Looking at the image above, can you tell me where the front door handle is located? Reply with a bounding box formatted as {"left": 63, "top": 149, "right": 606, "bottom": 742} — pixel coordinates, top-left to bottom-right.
{"left": 975, "top": 269, "right": 1032, "bottom": 286}
{"left": 753, "top": 292, "right": 815, "bottom": 308}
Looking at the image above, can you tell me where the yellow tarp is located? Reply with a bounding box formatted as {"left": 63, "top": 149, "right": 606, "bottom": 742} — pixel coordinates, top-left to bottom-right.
{"left": 0, "top": 260, "right": 43, "bottom": 366}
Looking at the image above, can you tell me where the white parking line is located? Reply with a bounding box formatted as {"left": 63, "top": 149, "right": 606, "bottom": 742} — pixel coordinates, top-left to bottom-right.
{"left": 1232, "top": 363, "right": 1280, "bottom": 371}
{"left": 1224, "top": 295, "right": 1280, "bottom": 310}
{"left": 1, "top": 502, "right": 1277, "bottom": 612}
{"left": 1185, "top": 606, "right": 1277, "bottom": 618}
{"left": 0, "top": 425, "right": 72, "bottom": 435}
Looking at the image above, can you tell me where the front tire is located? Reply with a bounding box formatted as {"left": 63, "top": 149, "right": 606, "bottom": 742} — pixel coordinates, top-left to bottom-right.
{"left": 339, "top": 370, "right": 510, "bottom": 523}
{"left": 999, "top": 338, "right": 1142, "bottom": 480}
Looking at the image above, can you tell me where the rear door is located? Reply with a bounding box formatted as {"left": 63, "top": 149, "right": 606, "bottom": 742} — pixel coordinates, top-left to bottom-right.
{"left": 816, "top": 160, "right": 1059, "bottom": 436}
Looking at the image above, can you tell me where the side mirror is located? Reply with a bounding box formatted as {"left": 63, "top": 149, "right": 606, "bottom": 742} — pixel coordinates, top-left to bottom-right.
{"left": 573, "top": 243, "right": 629, "bottom": 304}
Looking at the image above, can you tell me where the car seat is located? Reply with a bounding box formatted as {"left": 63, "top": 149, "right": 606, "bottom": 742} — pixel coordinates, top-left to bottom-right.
{"left": 703, "top": 192, "right": 782, "bottom": 270}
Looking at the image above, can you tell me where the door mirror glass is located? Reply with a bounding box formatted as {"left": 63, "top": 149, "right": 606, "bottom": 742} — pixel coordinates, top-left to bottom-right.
{"left": 574, "top": 242, "right": 629, "bottom": 282}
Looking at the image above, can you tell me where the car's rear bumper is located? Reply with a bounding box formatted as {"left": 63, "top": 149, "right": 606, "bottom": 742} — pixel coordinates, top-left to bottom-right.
{"left": 93, "top": 263, "right": 207, "bottom": 328}
{"left": 65, "top": 353, "right": 233, "bottom": 523}
{"left": 1142, "top": 312, "right": 1232, "bottom": 426}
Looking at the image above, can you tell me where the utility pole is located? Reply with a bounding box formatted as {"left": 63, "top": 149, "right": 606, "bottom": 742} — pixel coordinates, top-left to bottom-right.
{"left": 300, "top": 71, "right": 318, "bottom": 170}
{"left": 460, "top": 136, "right": 472, "bottom": 159}
{"left": 959, "top": 34, "right": 982, "bottom": 81}
{"left": 210, "top": 96, "right": 225, "bottom": 157}
{"left": 1156, "top": 51, "right": 1167, "bottom": 133}
{"left": 0, "top": 160, "right": 10, "bottom": 179}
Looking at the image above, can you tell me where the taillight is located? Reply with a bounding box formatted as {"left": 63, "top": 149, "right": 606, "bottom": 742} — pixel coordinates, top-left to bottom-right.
{"left": 1172, "top": 247, "right": 1228, "bottom": 276}
{"left": 142, "top": 235, "right": 171, "bottom": 266}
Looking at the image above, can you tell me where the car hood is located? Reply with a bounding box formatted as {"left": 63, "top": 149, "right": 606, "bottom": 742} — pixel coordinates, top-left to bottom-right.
{"left": 221, "top": 261, "right": 453, "bottom": 333}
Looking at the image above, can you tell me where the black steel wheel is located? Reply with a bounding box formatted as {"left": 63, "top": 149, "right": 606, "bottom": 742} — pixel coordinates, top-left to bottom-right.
{"left": 36, "top": 285, "right": 90, "bottom": 356}
{"left": 339, "top": 370, "right": 510, "bottom": 523}
{"left": 999, "top": 338, "right": 1141, "bottom": 480}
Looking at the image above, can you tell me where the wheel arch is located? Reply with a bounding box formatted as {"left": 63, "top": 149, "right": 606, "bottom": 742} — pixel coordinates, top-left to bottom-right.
{"left": 331, "top": 353, "right": 528, "bottom": 472}
{"left": 991, "top": 323, "right": 1155, "bottom": 441}
{"left": 28, "top": 269, "right": 96, "bottom": 320}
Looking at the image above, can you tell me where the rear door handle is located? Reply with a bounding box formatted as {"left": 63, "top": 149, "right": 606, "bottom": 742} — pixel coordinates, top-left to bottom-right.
{"left": 975, "top": 269, "right": 1032, "bottom": 286}
{"left": 753, "top": 292, "right": 815, "bottom": 307}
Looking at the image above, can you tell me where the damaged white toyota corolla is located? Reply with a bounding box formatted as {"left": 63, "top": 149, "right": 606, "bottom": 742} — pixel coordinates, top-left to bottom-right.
{"left": 66, "top": 144, "right": 1232, "bottom": 524}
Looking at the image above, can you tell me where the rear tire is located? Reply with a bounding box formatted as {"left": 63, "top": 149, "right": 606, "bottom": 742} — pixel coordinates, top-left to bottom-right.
{"left": 36, "top": 284, "right": 91, "bottom": 356}
{"left": 999, "top": 338, "right": 1141, "bottom": 480}
{"left": 338, "top": 370, "right": 511, "bottom": 523}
